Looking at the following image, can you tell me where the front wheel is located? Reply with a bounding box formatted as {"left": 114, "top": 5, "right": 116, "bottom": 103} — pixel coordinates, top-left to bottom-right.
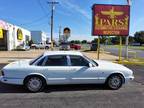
{"left": 106, "top": 74, "right": 123, "bottom": 90}
{"left": 24, "top": 76, "right": 46, "bottom": 92}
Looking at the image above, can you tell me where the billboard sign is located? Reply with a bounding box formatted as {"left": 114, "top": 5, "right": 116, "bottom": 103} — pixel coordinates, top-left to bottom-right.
{"left": 92, "top": 4, "right": 130, "bottom": 36}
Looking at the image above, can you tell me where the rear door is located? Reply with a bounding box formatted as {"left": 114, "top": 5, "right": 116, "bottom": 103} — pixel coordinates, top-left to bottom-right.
{"left": 41, "top": 55, "right": 71, "bottom": 84}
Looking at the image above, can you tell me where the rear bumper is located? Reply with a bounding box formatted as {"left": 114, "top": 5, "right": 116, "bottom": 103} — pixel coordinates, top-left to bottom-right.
{"left": 0, "top": 76, "right": 23, "bottom": 85}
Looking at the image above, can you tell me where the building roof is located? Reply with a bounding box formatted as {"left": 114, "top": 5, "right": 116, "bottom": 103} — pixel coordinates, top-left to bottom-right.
{"left": 43, "top": 51, "right": 83, "bottom": 56}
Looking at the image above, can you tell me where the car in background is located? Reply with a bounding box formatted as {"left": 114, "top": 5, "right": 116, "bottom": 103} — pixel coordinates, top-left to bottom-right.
{"left": 59, "top": 42, "right": 70, "bottom": 50}
{"left": 70, "top": 44, "right": 81, "bottom": 50}
{"left": 90, "top": 43, "right": 98, "bottom": 51}
{"left": 31, "top": 43, "right": 50, "bottom": 49}
{"left": 0, "top": 51, "right": 134, "bottom": 92}
{"left": 130, "top": 43, "right": 141, "bottom": 46}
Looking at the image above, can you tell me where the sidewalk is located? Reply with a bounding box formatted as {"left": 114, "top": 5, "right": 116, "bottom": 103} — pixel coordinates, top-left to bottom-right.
{"left": 0, "top": 50, "right": 119, "bottom": 64}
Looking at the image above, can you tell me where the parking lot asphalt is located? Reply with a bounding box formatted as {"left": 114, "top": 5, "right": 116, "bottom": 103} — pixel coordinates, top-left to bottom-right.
{"left": 0, "top": 63, "right": 144, "bottom": 108}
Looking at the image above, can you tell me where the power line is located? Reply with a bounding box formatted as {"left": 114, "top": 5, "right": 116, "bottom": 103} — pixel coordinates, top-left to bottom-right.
{"left": 37, "top": 0, "right": 49, "bottom": 15}
{"left": 19, "top": 14, "right": 50, "bottom": 26}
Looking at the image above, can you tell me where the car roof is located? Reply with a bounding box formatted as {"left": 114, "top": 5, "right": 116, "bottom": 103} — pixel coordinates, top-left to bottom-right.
{"left": 43, "top": 51, "right": 83, "bottom": 56}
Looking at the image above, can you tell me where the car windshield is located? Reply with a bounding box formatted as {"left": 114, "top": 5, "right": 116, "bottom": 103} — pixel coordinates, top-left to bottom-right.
{"left": 83, "top": 55, "right": 98, "bottom": 66}
{"left": 29, "top": 54, "right": 43, "bottom": 65}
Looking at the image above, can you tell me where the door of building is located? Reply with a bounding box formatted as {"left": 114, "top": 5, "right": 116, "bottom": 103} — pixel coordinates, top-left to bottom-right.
{"left": 0, "top": 29, "right": 8, "bottom": 50}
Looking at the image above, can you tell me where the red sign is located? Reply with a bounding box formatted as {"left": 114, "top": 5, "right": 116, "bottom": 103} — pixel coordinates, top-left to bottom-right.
{"left": 92, "top": 4, "right": 130, "bottom": 36}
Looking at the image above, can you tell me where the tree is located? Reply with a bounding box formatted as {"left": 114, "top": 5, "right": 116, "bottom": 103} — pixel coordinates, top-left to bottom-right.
{"left": 91, "top": 38, "right": 98, "bottom": 43}
{"left": 110, "top": 36, "right": 126, "bottom": 45}
{"left": 70, "top": 40, "right": 81, "bottom": 44}
{"left": 100, "top": 36, "right": 107, "bottom": 44}
{"left": 129, "top": 36, "right": 134, "bottom": 44}
{"left": 111, "top": 37, "right": 119, "bottom": 44}
{"left": 70, "top": 40, "right": 75, "bottom": 44}
{"left": 81, "top": 40, "right": 87, "bottom": 44}
{"left": 134, "top": 31, "right": 144, "bottom": 45}
{"left": 74, "top": 40, "right": 81, "bottom": 44}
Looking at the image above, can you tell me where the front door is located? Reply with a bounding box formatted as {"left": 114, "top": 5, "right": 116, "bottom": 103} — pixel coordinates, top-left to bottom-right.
{"left": 68, "top": 55, "right": 100, "bottom": 84}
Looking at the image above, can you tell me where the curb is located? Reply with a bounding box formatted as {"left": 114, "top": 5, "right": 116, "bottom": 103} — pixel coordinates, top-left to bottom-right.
{"left": 113, "top": 61, "right": 144, "bottom": 65}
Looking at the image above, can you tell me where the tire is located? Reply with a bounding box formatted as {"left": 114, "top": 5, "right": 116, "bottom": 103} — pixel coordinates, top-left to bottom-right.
{"left": 45, "top": 46, "right": 49, "bottom": 49}
{"left": 24, "top": 76, "right": 46, "bottom": 92}
{"left": 31, "top": 46, "right": 36, "bottom": 49}
{"left": 106, "top": 74, "right": 123, "bottom": 90}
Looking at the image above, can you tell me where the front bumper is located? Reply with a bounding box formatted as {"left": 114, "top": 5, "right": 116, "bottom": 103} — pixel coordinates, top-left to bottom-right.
{"left": 0, "top": 76, "right": 23, "bottom": 85}
{"left": 125, "top": 75, "right": 134, "bottom": 83}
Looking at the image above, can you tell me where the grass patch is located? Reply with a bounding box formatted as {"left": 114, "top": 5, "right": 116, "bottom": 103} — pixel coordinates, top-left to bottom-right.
{"left": 105, "top": 45, "right": 144, "bottom": 50}
{"left": 114, "top": 58, "right": 144, "bottom": 66}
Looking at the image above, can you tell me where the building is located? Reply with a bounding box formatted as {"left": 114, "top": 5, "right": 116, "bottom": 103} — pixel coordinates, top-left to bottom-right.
{"left": 0, "top": 20, "right": 31, "bottom": 50}
{"left": 31, "top": 31, "right": 48, "bottom": 44}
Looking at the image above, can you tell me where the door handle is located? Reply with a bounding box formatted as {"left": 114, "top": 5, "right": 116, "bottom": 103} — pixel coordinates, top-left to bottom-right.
{"left": 71, "top": 69, "right": 77, "bottom": 71}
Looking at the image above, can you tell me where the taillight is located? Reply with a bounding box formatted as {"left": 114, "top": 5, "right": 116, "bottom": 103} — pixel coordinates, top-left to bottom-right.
{"left": 0, "top": 70, "right": 4, "bottom": 76}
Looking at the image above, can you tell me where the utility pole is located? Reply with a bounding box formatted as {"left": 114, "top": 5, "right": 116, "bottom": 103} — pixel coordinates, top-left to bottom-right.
{"left": 47, "top": 1, "right": 59, "bottom": 50}
{"left": 59, "top": 26, "right": 61, "bottom": 42}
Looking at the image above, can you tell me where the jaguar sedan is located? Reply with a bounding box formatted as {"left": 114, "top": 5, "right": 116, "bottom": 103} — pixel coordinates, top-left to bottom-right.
{"left": 0, "top": 51, "right": 134, "bottom": 92}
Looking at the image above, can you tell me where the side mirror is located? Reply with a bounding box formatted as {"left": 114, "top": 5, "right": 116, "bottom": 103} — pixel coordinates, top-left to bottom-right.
{"left": 88, "top": 63, "right": 93, "bottom": 67}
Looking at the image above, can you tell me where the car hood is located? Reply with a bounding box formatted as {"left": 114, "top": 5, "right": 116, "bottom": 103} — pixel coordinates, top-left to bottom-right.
{"left": 94, "top": 60, "right": 132, "bottom": 72}
{"left": 3, "top": 59, "right": 31, "bottom": 69}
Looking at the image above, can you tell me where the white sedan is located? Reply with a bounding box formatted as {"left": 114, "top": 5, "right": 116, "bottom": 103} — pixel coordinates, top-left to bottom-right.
{"left": 0, "top": 51, "right": 134, "bottom": 92}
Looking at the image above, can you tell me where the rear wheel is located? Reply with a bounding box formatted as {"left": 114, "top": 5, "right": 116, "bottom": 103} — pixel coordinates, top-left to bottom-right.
{"left": 45, "top": 46, "right": 49, "bottom": 49}
{"left": 24, "top": 76, "right": 46, "bottom": 92}
{"left": 106, "top": 74, "right": 123, "bottom": 90}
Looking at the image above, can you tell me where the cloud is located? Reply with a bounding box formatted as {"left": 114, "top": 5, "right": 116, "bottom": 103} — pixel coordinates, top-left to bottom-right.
{"left": 69, "top": 34, "right": 95, "bottom": 41}
{"left": 56, "top": 10, "right": 71, "bottom": 16}
{"left": 131, "top": 18, "right": 144, "bottom": 35}
{"left": 59, "top": 0, "right": 91, "bottom": 20}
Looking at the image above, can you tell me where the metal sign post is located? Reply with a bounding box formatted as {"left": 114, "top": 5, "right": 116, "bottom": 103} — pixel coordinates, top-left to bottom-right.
{"left": 97, "top": 37, "right": 100, "bottom": 59}
{"left": 125, "top": 36, "right": 129, "bottom": 60}
{"left": 125, "top": 0, "right": 131, "bottom": 60}
{"left": 119, "top": 37, "right": 122, "bottom": 63}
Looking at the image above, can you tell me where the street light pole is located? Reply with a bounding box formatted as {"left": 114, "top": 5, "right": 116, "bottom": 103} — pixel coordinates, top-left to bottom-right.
{"left": 47, "top": 1, "right": 59, "bottom": 50}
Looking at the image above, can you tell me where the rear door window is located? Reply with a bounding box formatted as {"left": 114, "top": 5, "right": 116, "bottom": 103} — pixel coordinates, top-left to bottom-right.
{"left": 44, "top": 55, "right": 68, "bottom": 66}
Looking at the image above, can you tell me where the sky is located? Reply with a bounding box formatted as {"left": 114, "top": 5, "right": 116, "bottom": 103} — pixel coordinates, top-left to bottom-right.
{"left": 0, "top": 0, "right": 144, "bottom": 41}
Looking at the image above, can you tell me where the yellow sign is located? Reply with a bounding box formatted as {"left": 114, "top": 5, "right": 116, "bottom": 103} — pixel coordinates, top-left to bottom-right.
{"left": 101, "top": 7, "right": 124, "bottom": 19}
{"left": 0, "top": 28, "right": 3, "bottom": 39}
{"left": 17, "top": 29, "right": 23, "bottom": 40}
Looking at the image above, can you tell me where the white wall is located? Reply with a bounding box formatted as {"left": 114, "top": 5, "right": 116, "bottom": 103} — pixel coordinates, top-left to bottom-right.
{"left": 31, "top": 31, "right": 47, "bottom": 44}
{"left": 7, "top": 25, "right": 31, "bottom": 50}
{"left": 0, "top": 20, "right": 31, "bottom": 50}
{"left": 14, "top": 25, "right": 31, "bottom": 47}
